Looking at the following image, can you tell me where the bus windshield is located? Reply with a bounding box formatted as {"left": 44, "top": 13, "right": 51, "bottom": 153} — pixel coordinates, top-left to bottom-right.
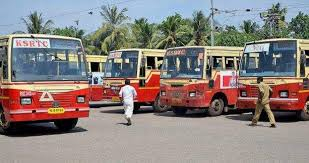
{"left": 161, "top": 48, "right": 204, "bottom": 79}
{"left": 104, "top": 51, "right": 138, "bottom": 78}
{"left": 240, "top": 40, "right": 297, "bottom": 77}
{"left": 11, "top": 38, "right": 87, "bottom": 81}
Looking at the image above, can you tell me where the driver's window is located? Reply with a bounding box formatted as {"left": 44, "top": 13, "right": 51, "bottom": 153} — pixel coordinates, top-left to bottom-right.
{"left": 213, "top": 56, "right": 223, "bottom": 70}
{"left": 0, "top": 46, "right": 8, "bottom": 79}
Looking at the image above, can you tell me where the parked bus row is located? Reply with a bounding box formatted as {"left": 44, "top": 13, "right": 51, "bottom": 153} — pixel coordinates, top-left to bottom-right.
{"left": 1, "top": 34, "right": 309, "bottom": 134}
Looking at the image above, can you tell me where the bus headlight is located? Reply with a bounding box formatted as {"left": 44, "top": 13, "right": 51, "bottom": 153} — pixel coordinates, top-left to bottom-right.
{"left": 21, "top": 97, "right": 32, "bottom": 105}
{"left": 279, "top": 91, "right": 288, "bottom": 98}
{"left": 161, "top": 91, "right": 166, "bottom": 96}
{"left": 241, "top": 90, "right": 247, "bottom": 97}
{"left": 77, "top": 96, "right": 85, "bottom": 103}
{"left": 189, "top": 92, "right": 196, "bottom": 97}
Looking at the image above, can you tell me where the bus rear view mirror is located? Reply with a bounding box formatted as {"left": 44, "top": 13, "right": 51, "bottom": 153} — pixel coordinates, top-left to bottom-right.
{"left": 209, "top": 79, "right": 214, "bottom": 89}
{"left": 303, "top": 78, "right": 309, "bottom": 89}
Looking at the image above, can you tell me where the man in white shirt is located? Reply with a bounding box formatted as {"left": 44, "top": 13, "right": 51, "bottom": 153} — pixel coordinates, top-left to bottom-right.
{"left": 119, "top": 79, "right": 137, "bottom": 126}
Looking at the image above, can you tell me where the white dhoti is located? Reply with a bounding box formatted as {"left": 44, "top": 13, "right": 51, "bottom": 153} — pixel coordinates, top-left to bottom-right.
{"left": 123, "top": 101, "right": 134, "bottom": 120}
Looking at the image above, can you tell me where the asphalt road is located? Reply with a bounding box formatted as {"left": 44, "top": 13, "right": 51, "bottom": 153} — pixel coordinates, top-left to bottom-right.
{"left": 1, "top": 105, "right": 309, "bottom": 163}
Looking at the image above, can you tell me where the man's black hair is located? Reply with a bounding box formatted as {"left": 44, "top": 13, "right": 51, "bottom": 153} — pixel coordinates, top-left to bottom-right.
{"left": 125, "top": 79, "right": 130, "bottom": 85}
{"left": 257, "top": 77, "right": 263, "bottom": 83}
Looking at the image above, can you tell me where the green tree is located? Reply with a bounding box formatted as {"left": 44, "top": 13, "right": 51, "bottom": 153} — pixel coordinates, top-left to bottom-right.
{"left": 216, "top": 26, "right": 259, "bottom": 47}
{"left": 156, "top": 13, "right": 192, "bottom": 49}
{"left": 132, "top": 18, "right": 156, "bottom": 48}
{"left": 21, "top": 11, "right": 53, "bottom": 34}
{"left": 89, "top": 5, "right": 129, "bottom": 55}
{"left": 188, "top": 11, "right": 210, "bottom": 46}
{"left": 240, "top": 20, "right": 259, "bottom": 34}
{"left": 53, "top": 26, "right": 85, "bottom": 39}
{"left": 261, "top": 3, "right": 289, "bottom": 38}
{"left": 289, "top": 12, "right": 309, "bottom": 39}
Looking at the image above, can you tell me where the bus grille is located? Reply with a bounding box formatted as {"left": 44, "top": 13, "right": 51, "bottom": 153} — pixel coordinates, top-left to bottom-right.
{"left": 250, "top": 87, "right": 259, "bottom": 97}
{"left": 38, "top": 93, "right": 74, "bottom": 108}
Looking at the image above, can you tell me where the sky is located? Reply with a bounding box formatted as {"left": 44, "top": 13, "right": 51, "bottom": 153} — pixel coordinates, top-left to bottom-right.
{"left": 0, "top": 0, "right": 309, "bottom": 35}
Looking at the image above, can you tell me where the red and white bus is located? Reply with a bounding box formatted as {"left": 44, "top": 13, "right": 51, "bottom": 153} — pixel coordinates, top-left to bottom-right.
{"left": 100, "top": 49, "right": 166, "bottom": 111}
{"left": 0, "top": 34, "right": 90, "bottom": 133}
{"left": 160, "top": 46, "right": 243, "bottom": 116}
{"left": 237, "top": 38, "right": 309, "bottom": 120}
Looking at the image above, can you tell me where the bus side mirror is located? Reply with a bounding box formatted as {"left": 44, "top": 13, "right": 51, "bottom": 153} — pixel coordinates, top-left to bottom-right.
{"left": 209, "top": 79, "right": 214, "bottom": 89}
{"left": 300, "top": 52, "right": 306, "bottom": 77}
{"left": 139, "top": 79, "right": 146, "bottom": 87}
{"left": 303, "top": 78, "right": 309, "bottom": 89}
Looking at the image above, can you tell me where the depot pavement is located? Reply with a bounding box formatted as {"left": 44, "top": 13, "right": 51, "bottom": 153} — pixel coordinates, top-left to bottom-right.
{"left": 1, "top": 105, "right": 309, "bottom": 162}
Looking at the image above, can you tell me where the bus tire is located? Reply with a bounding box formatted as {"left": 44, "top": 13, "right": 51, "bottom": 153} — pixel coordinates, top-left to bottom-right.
{"left": 172, "top": 107, "right": 187, "bottom": 116}
{"left": 153, "top": 95, "right": 169, "bottom": 112}
{"left": 297, "top": 101, "right": 309, "bottom": 121}
{"left": 207, "top": 99, "right": 224, "bottom": 116}
{"left": 54, "top": 118, "right": 78, "bottom": 131}
{"left": 0, "top": 108, "right": 16, "bottom": 135}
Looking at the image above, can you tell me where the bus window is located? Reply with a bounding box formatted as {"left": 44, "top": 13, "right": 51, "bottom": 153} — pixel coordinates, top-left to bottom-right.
{"left": 147, "top": 56, "right": 156, "bottom": 69}
{"left": 91, "top": 62, "right": 100, "bottom": 72}
{"left": 225, "top": 57, "right": 235, "bottom": 70}
{"left": 0, "top": 46, "right": 8, "bottom": 79}
{"left": 157, "top": 57, "right": 163, "bottom": 69}
{"left": 213, "top": 56, "right": 223, "bottom": 70}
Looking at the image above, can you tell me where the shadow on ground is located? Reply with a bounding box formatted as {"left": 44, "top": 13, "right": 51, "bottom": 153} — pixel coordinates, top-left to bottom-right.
{"left": 3, "top": 123, "right": 87, "bottom": 137}
{"left": 154, "top": 110, "right": 209, "bottom": 118}
{"left": 90, "top": 103, "right": 122, "bottom": 108}
{"left": 100, "top": 107, "right": 154, "bottom": 115}
{"left": 225, "top": 112, "right": 299, "bottom": 123}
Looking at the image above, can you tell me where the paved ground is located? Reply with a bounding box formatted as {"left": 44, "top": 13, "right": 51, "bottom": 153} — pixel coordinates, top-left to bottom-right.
{"left": 1, "top": 105, "right": 309, "bottom": 163}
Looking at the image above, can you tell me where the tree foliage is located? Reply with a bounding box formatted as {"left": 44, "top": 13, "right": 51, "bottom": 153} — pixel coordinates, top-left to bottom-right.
{"left": 289, "top": 12, "right": 309, "bottom": 39}
{"left": 22, "top": 11, "right": 53, "bottom": 34}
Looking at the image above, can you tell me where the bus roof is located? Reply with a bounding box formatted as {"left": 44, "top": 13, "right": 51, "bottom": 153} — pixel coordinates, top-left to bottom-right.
{"left": 245, "top": 38, "right": 309, "bottom": 45}
{"left": 113, "top": 48, "right": 166, "bottom": 53}
{"left": 0, "top": 34, "right": 82, "bottom": 41}
{"left": 166, "top": 46, "right": 243, "bottom": 51}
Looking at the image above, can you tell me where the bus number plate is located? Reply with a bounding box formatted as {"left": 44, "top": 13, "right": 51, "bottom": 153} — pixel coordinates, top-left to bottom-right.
{"left": 48, "top": 108, "right": 65, "bottom": 114}
{"left": 112, "top": 97, "right": 121, "bottom": 102}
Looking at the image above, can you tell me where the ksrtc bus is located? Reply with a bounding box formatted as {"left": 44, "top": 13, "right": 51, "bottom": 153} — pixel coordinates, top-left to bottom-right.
{"left": 160, "top": 46, "right": 243, "bottom": 116}
{"left": 237, "top": 39, "right": 309, "bottom": 121}
{"left": 102, "top": 49, "right": 166, "bottom": 110}
{"left": 0, "top": 34, "right": 89, "bottom": 133}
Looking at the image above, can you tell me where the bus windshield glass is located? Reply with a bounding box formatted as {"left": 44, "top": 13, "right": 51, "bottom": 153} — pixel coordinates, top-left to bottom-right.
{"left": 11, "top": 38, "right": 87, "bottom": 81}
{"left": 161, "top": 48, "right": 204, "bottom": 79}
{"left": 240, "top": 40, "right": 297, "bottom": 77}
{"left": 104, "top": 51, "right": 138, "bottom": 78}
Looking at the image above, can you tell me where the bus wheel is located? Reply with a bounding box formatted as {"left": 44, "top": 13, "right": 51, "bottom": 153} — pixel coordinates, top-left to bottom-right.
{"left": 54, "top": 118, "right": 78, "bottom": 131}
{"left": 297, "top": 101, "right": 309, "bottom": 121}
{"left": 153, "top": 96, "right": 169, "bottom": 112}
{"left": 133, "top": 103, "right": 140, "bottom": 113}
{"left": 0, "top": 109, "right": 15, "bottom": 134}
{"left": 172, "top": 107, "right": 187, "bottom": 116}
{"left": 208, "top": 99, "right": 224, "bottom": 116}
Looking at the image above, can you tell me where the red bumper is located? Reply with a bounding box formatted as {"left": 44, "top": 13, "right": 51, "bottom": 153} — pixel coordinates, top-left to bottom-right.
{"left": 237, "top": 97, "right": 303, "bottom": 111}
{"left": 8, "top": 107, "right": 89, "bottom": 122}
{"left": 160, "top": 96, "right": 208, "bottom": 108}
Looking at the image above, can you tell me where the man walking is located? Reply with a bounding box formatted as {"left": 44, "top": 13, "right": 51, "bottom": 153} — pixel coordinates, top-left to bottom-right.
{"left": 119, "top": 79, "right": 137, "bottom": 126}
{"left": 250, "top": 77, "right": 276, "bottom": 128}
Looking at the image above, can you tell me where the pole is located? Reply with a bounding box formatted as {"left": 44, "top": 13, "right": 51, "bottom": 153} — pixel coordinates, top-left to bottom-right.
{"left": 210, "top": 0, "right": 215, "bottom": 46}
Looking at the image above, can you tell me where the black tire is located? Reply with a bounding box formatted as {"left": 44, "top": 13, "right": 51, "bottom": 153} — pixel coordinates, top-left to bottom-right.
{"left": 153, "top": 95, "right": 169, "bottom": 112}
{"left": 133, "top": 103, "right": 140, "bottom": 113}
{"left": 0, "top": 108, "right": 16, "bottom": 135}
{"left": 297, "top": 101, "right": 309, "bottom": 121}
{"left": 54, "top": 118, "right": 78, "bottom": 131}
{"left": 207, "top": 99, "right": 224, "bottom": 116}
{"left": 172, "top": 107, "right": 187, "bottom": 116}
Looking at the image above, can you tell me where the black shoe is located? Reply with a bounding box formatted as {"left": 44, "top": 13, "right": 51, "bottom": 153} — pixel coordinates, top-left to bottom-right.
{"left": 248, "top": 123, "right": 257, "bottom": 127}
{"left": 127, "top": 118, "right": 132, "bottom": 126}
{"left": 270, "top": 124, "right": 276, "bottom": 128}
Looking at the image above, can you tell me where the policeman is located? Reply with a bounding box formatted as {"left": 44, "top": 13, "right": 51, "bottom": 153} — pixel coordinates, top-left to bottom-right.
{"left": 250, "top": 77, "right": 276, "bottom": 128}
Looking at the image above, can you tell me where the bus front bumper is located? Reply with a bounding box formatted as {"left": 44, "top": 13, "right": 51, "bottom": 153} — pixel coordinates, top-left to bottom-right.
{"left": 237, "top": 97, "right": 302, "bottom": 111}
{"left": 160, "top": 96, "right": 208, "bottom": 108}
{"left": 7, "top": 107, "right": 89, "bottom": 122}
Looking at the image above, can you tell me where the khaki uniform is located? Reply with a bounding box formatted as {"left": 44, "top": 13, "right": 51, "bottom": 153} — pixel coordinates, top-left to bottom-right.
{"left": 252, "top": 82, "right": 276, "bottom": 125}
